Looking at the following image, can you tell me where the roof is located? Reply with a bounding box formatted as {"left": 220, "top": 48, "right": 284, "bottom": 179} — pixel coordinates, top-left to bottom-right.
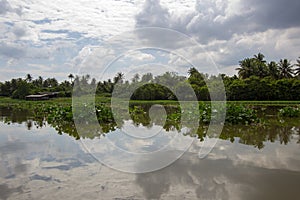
{"left": 26, "top": 94, "right": 49, "bottom": 98}
{"left": 38, "top": 92, "right": 60, "bottom": 95}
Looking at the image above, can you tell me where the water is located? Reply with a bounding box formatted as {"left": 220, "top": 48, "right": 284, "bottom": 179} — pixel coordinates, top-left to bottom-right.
{"left": 0, "top": 107, "right": 300, "bottom": 199}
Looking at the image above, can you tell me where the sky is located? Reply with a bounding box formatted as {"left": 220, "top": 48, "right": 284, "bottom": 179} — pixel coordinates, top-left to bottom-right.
{"left": 0, "top": 0, "right": 300, "bottom": 81}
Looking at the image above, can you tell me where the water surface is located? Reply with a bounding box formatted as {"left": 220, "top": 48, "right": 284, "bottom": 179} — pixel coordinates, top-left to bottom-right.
{"left": 0, "top": 107, "right": 299, "bottom": 199}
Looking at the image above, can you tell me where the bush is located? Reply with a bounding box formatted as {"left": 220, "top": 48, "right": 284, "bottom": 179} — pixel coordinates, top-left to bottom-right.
{"left": 279, "top": 106, "right": 300, "bottom": 117}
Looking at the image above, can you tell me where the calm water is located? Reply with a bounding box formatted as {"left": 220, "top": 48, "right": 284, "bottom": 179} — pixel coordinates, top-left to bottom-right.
{"left": 0, "top": 107, "right": 300, "bottom": 200}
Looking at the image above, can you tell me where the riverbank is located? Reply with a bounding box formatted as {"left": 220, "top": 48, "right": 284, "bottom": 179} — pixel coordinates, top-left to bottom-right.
{"left": 1, "top": 96, "right": 300, "bottom": 106}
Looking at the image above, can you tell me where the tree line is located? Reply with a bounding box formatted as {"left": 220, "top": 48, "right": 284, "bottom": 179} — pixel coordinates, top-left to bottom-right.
{"left": 1, "top": 53, "right": 300, "bottom": 101}
{"left": 0, "top": 74, "right": 73, "bottom": 99}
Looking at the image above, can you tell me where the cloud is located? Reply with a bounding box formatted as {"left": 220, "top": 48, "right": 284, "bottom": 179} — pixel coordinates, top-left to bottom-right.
{"left": 136, "top": 0, "right": 171, "bottom": 28}
{"left": 0, "top": 0, "right": 22, "bottom": 16}
{"left": 242, "top": 0, "right": 300, "bottom": 29}
{"left": 1, "top": 0, "right": 300, "bottom": 81}
{"left": 135, "top": 147, "right": 300, "bottom": 200}
{"left": 136, "top": 0, "right": 300, "bottom": 43}
{"left": 0, "top": 0, "right": 145, "bottom": 81}
{"left": 0, "top": 0, "right": 12, "bottom": 15}
{"left": 0, "top": 42, "right": 26, "bottom": 58}
{"left": 11, "top": 23, "right": 27, "bottom": 38}
{"left": 124, "top": 51, "right": 155, "bottom": 62}
{"left": 134, "top": 0, "right": 300, "bottom": 74}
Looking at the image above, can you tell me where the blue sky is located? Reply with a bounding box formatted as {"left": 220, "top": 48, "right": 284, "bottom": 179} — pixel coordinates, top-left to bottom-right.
{"left": 0, "top": 0, "right": 300, "bottom": 81}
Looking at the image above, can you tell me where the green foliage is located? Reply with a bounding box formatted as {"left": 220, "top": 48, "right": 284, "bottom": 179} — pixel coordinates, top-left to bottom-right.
{"left": 197, "top": 102, "right": 258, "bottom": 125}
{"left": 225, "top": 77, "right": 300, "bottom": 101}
{"left": 11, "top": 81, "right": 31, "bottom": 99}
{"left": 225, "top": 104, "right": 259, "bottom": 125}
{"left": 0, "top": 74, "right": 73, "bottom": 99}
{"left": 279, "top": 106, "right": 300, "bottom": 117}
{"left": 278, "top": 59, "right": 294, "bottom": 79}
{"left": 131, "top": 83, "right": 176, "bottom": 100}
{"left": 1, "top": 53, "right": 300, "bottom": 102}
{"left": 1, "top": 104, "right": 299, "bottom": 150}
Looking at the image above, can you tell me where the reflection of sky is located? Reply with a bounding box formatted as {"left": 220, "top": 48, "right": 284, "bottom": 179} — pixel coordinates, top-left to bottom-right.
{"left": 0, "top": 122, "right": 94, "bottom": 178}
{"left": 106, "top": 120, "right": 181, "bottom": 153}
{"left": 0, "top": 121, "right": 299, "bottom": 199}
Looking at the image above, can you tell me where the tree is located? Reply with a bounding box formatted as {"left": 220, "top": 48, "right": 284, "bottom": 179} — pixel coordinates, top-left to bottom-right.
{"left": 188, "top": 67, "right": 205, "bottom": 86}
{"left": 33, "top": 76, "right": 43, "bottom": 87}
{"left": 295, "top": 57, "right": 300, "bottom": 77}
{"left": 141, "top": 73, "right": 153, "bottom": 83}
{"left": 12, "top": 80, "right": 30, "bottom": 99}
{"left": 0, "top": 81, "right": 11, "bottom": 96}
{"left": 68, "top": 74, "right": 74, "bottom": 82}
{"left": 236, "top": 58, "right": 254, "bottom": 79}
{"left": 113, "top": 72, "right": 124, "bottom": 84}
{"left": 237, "top": 54, "right": 269, "bottom": 78}
{"left": 254, "top": 53, "right": 266, "bottom": 63}
{"left": 43, "top": 78, "right": 58, "bottom": 88}
{"left": 267, "top": 61, "right": 280, "bottom": 79}
{"left": 278, "top": 59, "right": 294, "bottom": 79}
{"left": 25, "top": 74, "right": 32, "bottom": 83}
{"left": 132, "top": 73, "right": 140, "bottom": 83}
{"left": 253, "top": 53, "right": 268, "bottom": 78}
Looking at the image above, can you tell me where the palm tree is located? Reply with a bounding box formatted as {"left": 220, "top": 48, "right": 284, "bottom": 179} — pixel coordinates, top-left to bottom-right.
{"left": 253, "top": 53, "right": 269, "bottom": 78}
{"left": 267, "top": 61, "right": 279, "bottom": 79}
{"left": 25, "top": 74, "right": 32, "bottom": 82}
{"left": 38, "top": 76, "right": 43, "bottom": 87}
{"left": 294, "top": 57, "right": 300, "bottom": 77}
{"left": 254, "top": 53, "right": 266, "bottom": 63}
{"left": 68, "top": 74, "right": 74, "bottom": 82}
{"left": 113, "top": 72, "right": 124, "bottom": 84}
{"left": 278, "top": 59, "right": 294, "bottom": 79}
{"left": 236, "top": 58, "right": 254, "bottom": 79}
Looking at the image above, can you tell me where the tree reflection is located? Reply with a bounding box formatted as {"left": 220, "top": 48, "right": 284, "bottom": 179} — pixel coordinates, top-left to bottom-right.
{"left": 0, "top": 106, "right": 299, "bottom": 150}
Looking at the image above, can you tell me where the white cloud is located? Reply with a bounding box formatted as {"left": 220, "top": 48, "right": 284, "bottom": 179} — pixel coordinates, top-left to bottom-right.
{"left": 135, "top": 0, "right": 300, "bottom": 75}
{"left": 124, "top": 51, "right": 155, "bottom": 62}
{"left": 1, "top": 0, "right": 300, "bottom": 80}
{"left": 7, "top": 0, "right": 143, "bottom": 39}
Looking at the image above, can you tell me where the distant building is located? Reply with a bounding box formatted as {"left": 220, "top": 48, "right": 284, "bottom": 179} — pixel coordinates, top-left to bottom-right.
{"left": 25, "top": 92, "right": 60, "bottom": 101}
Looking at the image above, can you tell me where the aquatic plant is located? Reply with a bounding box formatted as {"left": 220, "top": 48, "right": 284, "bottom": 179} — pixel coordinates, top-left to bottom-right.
{"left": 225, "top": 104, "right": 259, "bottom": 125}
{"left": 279, "top": 106, "right": 300, "bottom": 117}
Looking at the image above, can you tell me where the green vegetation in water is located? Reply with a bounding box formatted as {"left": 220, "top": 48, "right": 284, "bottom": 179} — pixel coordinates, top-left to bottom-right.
{"left": 279, "top": 106, "right": 300, "bottom": 117}
{"left": 1, "top": 103, "right": 299, "bottom": 149}
{"left": 225, "top": 104, "right": 259, "bottom": 125}
{"left": 0, "top": 100, "right": 288, "bottom": 128}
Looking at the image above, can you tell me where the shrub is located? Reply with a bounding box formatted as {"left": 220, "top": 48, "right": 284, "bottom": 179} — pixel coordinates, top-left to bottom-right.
{"left": 279, "top": 106, "right": 300, "bottom": 117}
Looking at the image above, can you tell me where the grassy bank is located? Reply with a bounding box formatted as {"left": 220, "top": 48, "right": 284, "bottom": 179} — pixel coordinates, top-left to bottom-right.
{"left": 1, "top": 96, "right": 300, "bottom": 106}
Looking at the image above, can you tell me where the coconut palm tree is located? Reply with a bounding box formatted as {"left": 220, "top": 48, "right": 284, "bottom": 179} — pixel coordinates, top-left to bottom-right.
{"left": 253, "top": 53, "right": 269, "bottom": 78}
{"left": 113, "top": 72, "right": 124, "bottom": 84}
{"left": 267, "top": 61, "right": 280, "bottom": 79}
{"left": 278, "top": 59, "right": 294, "bottom": 79}
{"left": 254, "top": 53, "right": 266, "bottom": 63}
{"left": 25, "top": 74, "right": 32, "bottom": 82}
{"left": 68, "top": 74, "right": 74, "bottom": 82}
{"left": 236, "top": 58, "right": 254, "bottom": 79}
{"left": 294, "top": 57, "right": 300, "bottom": 77}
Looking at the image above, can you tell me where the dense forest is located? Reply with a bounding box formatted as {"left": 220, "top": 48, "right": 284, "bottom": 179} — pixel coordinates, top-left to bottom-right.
{"left": 1, "top": 53, "right": 300, "bottom": 101}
